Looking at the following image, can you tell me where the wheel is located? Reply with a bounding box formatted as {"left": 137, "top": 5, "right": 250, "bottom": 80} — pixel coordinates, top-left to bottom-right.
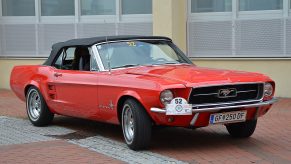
{"left": 121, "top": 99, "right": 152, "bottom": 150}
{"left": 226, "top": 119, "right": 257, "bottom": 138}
{"left": 26, "top": 86, "right": 54, "bottom": 127}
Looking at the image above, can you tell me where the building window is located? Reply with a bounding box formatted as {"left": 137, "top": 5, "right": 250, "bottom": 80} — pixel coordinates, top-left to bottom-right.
{"left": 239, "top": 0, "right": 283, "bottom": 11}
{"left": 191, "top": 0, "right": 232, "bottom": 13}
{"left": 2, "top": 0, "right": 35, "bottom": 16}
{"left": 188, "top": 0, "right": 290, "bottom": 58}
{"left": 0, "top": 0, "right": 153, "bottom": 57}
{"left": 81, "top": 0, "right": 116, "bottom": 15}
{"left": 122, "top": 0, "right": 152, "bottom": 14}
{"left": 41, "top": 0, "right": 75, "bottom": 16}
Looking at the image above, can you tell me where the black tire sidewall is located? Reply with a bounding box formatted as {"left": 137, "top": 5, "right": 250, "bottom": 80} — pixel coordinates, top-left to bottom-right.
{"left": 121, "top": 99, "right": 152, "bottom": 150}
{"left": 226, "top": 119, "right": 257, "bottom": 138}
{"left": 26, "top": 86, "right": 54, "bottom": 126}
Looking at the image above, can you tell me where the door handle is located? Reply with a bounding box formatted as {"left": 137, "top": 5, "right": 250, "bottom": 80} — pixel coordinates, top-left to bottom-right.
{"left": 54, "top": 73, "right": 62, "bottom": 77}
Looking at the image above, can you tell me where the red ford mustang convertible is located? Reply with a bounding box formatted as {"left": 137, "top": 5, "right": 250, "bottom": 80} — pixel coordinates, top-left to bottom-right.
{"left": 10, "top": 36, "right": 277, "bottom": 150}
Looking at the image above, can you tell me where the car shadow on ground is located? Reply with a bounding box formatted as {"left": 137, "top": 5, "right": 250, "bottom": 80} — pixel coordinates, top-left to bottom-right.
{"left": 52, "top": 116, "right": 250, "bottom": 151}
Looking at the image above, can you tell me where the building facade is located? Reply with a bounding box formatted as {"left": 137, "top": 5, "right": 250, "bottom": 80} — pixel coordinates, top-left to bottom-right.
{"left": 0, "top": 0, "right": 291, "bottom": 97}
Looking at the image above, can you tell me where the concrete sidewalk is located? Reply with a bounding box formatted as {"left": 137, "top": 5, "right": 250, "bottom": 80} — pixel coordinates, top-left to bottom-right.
{"left": 1, "top": 89, "right": 291, "bottom": 164}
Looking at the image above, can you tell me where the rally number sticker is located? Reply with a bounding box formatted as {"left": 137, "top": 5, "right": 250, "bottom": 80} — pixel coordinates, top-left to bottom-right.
{"left": 166, "top": 98, "right": 192, "bottom": 115}
{"left": 127, "top": 42, "right": 136, "bottom": 47}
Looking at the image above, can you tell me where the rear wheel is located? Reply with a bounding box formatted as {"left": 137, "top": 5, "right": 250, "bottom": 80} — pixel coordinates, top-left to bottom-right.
{"left": 226, "top": 119, "right": 257, "bottom": 138}
{"left": 121, "top": 99, "right": 152, "bottom": 150}
{"left": 26, "top": 86, "right": 54, "bottom": 126}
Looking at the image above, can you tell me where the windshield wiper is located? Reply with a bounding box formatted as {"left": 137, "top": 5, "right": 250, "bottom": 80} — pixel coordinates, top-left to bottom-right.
{"left": 164, "top": 62, "right": 179, "bottom": 64}
{"left": 155, "top": 62, "right": 178, "bottom": 65}
{"left": 112, "top": 64, "right": 140, "bottom": 69}
{"left": 164, "top": 62, "right": 193, "bottom": 65}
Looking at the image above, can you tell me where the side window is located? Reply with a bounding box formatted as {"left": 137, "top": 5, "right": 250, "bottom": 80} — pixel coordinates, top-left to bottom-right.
{"left": 53, "top": 47, "right": 93, "bottom": 71}
{"left": 53, "top": 47, "right": 75, "bottom": 70}
{"left": 54, "top": 52, "right": 63, "bottom": 69}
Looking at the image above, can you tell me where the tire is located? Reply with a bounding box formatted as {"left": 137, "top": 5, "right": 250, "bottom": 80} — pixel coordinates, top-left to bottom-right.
{"left": 26, "top": 86, "right": 54, "bottom": 127}
{"left": 121, "top": 99, "right": 152, "bottom": 150}
{"left": 226, "top": 119, "right": 257, "bottom": 138}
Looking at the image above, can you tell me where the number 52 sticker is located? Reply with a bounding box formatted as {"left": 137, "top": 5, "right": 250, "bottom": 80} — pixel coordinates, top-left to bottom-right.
{"left": 166, "top": 98, "right": 192, "bottom": 115}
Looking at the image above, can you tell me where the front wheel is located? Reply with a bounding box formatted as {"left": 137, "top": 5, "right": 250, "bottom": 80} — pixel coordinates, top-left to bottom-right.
{"left": 121, "top": 99, "right": 152, "bottom": 150}
{"left": 26, "top": 86, "right": 54, "bottom": 127}
{"left": 226, "top": 119, "right": 257, "bottom": 138}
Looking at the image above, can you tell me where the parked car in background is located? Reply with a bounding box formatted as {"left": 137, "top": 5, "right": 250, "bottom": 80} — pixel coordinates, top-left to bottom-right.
{"left": 10, "top": 36, "right": 277, "bottom": 150}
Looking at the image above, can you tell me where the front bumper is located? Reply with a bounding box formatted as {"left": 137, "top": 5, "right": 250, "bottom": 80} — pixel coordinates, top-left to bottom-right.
{"left": 150, "top": 98, "right": 277, "bottom": 126}
{"left": 150, "top": 98, "right": 278, "bottom": 114}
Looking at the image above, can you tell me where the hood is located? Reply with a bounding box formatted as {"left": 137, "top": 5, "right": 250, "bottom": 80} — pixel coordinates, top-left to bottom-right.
{"left": 125, "top": 64, "right": 270, "bottom": 87}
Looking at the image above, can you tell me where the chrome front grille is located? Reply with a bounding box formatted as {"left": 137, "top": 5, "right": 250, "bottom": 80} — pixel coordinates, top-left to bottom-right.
{"left": 188, "top": 83, "right": 264, "bottom": 105}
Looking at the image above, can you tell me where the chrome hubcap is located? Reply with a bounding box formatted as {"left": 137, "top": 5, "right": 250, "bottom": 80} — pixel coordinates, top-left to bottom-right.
{"left": 27, "top": 89, "right": 41, "bottom": 121}
{"left": 122, "top": 104, "right": 134, "bottom": 144}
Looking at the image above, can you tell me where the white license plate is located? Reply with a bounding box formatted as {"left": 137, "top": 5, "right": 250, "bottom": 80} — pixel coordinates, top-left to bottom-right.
{"left": 209, "top": 111, "right": 247, "bottom": 124}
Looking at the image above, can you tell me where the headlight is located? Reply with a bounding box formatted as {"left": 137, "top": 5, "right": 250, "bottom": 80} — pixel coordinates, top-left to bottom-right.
{"left": 264, "top": 83, "right": 273, "bottom": 97}
{"left": 160, "top": 90, "right": 174, "bottom": 105}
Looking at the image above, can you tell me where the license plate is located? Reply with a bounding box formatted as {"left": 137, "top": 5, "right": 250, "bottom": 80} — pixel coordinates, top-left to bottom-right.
{"left": 209, "top": 111, "right": 247, "bottom": 124}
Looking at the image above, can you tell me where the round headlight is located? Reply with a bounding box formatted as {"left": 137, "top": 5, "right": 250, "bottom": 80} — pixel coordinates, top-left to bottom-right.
{"left": 264, "top": 83, "right": 273, "bottom": 97}
{"left": 160, "top": 90, "right": 174, "bottom": 105}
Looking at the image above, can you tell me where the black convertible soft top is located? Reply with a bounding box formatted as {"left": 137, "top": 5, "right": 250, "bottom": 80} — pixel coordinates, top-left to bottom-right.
{"left": 43, "top": 35, "right": 172, "bottom": 66}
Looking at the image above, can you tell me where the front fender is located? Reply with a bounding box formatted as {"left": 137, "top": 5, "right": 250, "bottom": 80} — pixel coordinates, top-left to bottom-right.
{"left": 117, "top": 90, "right": 143, "bottom": 104}
{"left": 115, "top": 89, "right": 162, "bottom": 123}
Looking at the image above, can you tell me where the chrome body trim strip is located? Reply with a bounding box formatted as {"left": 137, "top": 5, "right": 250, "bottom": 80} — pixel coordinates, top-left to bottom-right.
{"left": 254, "top": 107, "right": 260, "bottom": 119}
{"left": 91, "top": 45, "right": 105, "bottom": 71}
{"left": 93, "top": 39, "right": 171, "bottom": 47}
{"left": 190, "top": 113, "right": 200, "bottom": 126}
{"left": 191, "top": 98, "right": 277, "bottom": 112}
{"left": 192, "top": 89, "right": 257, "bottom": 97}
{"left": 237, "top": 90, "right": 257, "bottom": 93}
{"left": 150, "top": 98, "right": 278, "bottom": 114}
{"left": 150, "top": 107, "right": 166, "bottom": 114}
{"left": 192, "top": 99, "right": 262, "bottom": 108}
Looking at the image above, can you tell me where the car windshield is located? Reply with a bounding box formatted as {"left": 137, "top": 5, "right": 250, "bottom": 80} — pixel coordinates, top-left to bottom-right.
{"left": 96, "top": 40, "right": 192, "bottom": 70}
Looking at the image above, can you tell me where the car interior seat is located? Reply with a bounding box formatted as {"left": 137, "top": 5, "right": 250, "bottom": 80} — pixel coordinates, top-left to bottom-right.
{"left": 79, "top": 47, "right": 91, "bottom": 71}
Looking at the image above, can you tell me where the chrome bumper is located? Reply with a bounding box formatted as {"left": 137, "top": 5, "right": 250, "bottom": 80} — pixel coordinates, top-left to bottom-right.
{"left": 150, "top": 98, "right": 278, "bottom": 114}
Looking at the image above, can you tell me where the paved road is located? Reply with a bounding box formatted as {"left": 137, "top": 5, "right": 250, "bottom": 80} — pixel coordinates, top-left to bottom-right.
{"left": 0, "top": 89, "right": 291, "bottom": 163}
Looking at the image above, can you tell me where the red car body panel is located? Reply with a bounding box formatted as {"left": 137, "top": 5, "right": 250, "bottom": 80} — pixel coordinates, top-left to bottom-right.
{"left": 10, "top": 64, "right": 275, "bottom": 127}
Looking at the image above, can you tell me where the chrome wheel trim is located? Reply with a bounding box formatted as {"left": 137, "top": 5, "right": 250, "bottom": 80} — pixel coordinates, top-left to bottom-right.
{"left": 27, "top": 89, "right": 41, "bottom": 121}
{"left": 122, "top": 104, "right": 135, "bottom": 144}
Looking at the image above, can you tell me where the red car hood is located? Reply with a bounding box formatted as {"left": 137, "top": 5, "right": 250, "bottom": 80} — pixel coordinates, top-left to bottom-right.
{"left": 126, "top": 65, "right": 270, "bottom": 88}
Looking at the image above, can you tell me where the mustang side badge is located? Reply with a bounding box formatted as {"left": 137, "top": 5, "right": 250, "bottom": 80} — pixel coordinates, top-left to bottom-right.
{"left": 99, "top": 100, "right": 115, "bottom": 110}
{"left": 166, "top": 98, "right": 192, "bottom": 115}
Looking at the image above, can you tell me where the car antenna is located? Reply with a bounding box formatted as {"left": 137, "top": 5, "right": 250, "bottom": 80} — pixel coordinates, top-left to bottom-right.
{"left": 104, "top": 19, "right": 111, "bottom": 74}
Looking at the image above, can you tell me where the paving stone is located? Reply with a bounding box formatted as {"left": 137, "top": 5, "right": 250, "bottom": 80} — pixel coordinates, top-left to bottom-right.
{"left": 0, "top": 116, "right": 187, "bottom": 163}
{"left": 70, "top": 136, "right": 187, "bottom": 164}
{"left": 0, "top": 140, "right": 123, "bottom": 164}
{"left": 0, "top": 116, "right": 74, "bottom": 146}
{"left": 1, "top": 90, "right": 291, "bottom": 164}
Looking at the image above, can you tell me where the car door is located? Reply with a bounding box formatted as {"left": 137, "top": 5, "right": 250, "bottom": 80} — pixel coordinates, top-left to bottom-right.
{"left": 50, "top": 47, "right": 99, "bottom": 119}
